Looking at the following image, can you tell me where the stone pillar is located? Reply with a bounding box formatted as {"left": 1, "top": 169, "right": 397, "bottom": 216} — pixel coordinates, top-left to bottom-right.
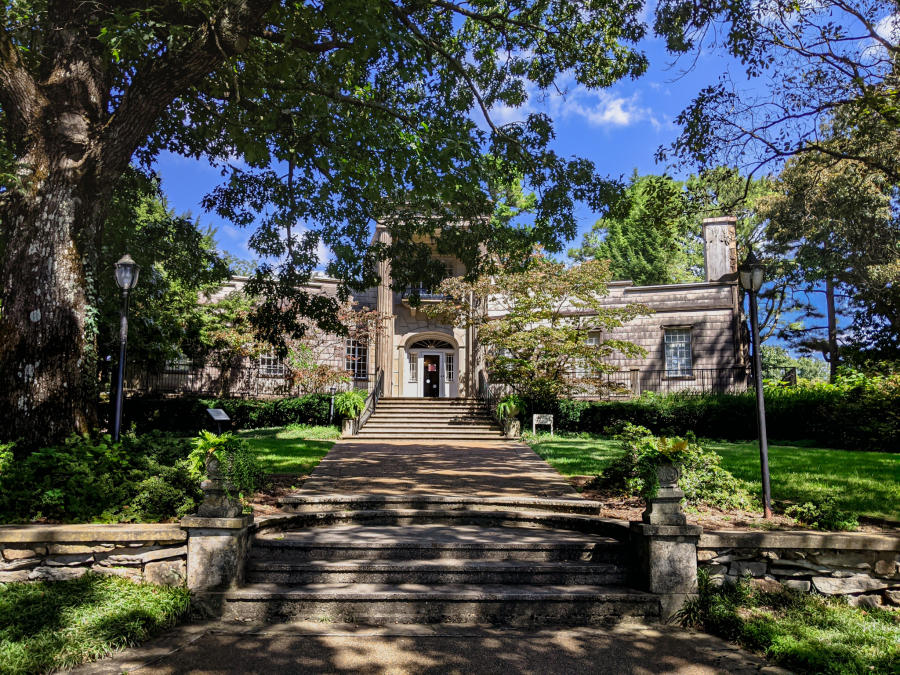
{"left": 181, "top": 459, "right": 253, "bottom": 616}
{"left": 629, "top": 460, "right": 701, "bottom": 620}
{"left": 630, "top": 368, "right": 641, "bottom": 396}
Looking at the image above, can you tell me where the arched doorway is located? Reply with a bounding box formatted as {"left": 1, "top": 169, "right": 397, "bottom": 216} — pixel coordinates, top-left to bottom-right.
{"left": 403, "top": 336, "right": 459, "bottom": 398}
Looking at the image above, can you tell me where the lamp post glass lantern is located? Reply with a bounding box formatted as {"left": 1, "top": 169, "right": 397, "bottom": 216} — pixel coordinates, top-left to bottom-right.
{"left": 112, "top": 254, "right": 140, "bottom": 441}
{"left": 739, "top": 250, "right": 773, "bottom": 518}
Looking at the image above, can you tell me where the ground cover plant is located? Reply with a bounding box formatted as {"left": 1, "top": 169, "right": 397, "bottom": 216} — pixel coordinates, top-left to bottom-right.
{"left": 525, "top": 432, "right": 900, "bottom": 522}
{"left": 0, "top": 574, "right": 190, "bottom": 674}
{"left": 237, "top": 424, "right": 339, "bottom": 475}
{"left": 678, "top": 571, "right": 899, "bottom": 675}
{"left": 0, "top": 432, "right": 202, "bottom": 524}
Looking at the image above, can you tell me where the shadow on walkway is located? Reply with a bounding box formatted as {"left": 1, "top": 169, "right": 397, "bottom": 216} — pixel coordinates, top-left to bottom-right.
{"left": 75, "top": 622, "right": 785, "bottom": 675}
{"left": 300, "top": 440, "right": 578, "bottom": 498}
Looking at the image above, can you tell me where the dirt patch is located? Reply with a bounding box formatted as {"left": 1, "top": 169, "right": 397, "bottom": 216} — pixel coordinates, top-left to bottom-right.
{"left": 568, "top": 476, "right": 899, "bottom": 533}
{"left": 247, "top": 474, "right": 309, "bottom": 518}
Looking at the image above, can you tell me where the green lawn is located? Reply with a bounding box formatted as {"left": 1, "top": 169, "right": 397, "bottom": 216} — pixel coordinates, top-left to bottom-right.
{"left": 0, "top": 574, "right": 189, "bottom": 674}
{"left": 684, "top": 573, "right": 899, "bottom": 675}
{"left": 525, "top": 432, "right": 900, "bottom": 522}
{"left": 237, "top": 423, "right": 340, "bottom": 474}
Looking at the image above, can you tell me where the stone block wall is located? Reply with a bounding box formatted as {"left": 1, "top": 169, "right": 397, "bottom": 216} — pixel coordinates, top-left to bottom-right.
{"left": 698, "top": 531, "right": 900, "bottom": 608}
{"left": 0, "top": 524, "right": 187, "bottom": 587}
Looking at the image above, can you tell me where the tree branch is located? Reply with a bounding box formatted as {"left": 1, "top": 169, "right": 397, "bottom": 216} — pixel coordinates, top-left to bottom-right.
{"left": 0, "top": 24, "right": 45, "bottom": 140}
{"left": 98, "top": 0, "right": 273, "bottom": 181}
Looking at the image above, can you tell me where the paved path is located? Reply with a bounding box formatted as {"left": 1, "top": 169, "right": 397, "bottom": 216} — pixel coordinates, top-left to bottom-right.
{"left": 299, "top": 439, "right": 579, "bottom": 498}
{"left": 75, "top": 621, "right": 788, "bottom": 675}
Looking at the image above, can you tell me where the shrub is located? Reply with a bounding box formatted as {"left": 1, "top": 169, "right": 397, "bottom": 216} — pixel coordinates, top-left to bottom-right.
{"left": 592, "top": 423, "right": 756, "bottom": 510}
{"left": 334, "top": 389, "right": 367, "bottom": 419}
{"left": 116, "top": 394, "right": 332, "bottom": 433}
{"left": 545, "top": 372, "right": 900, "bottom": 451}
{"left": 0, "top": 432, "right": 201, "bottom": 524}
{"left": 785, "top": 497, "right": 859, "bottom": 531}
{"left": 189, "top": 431, "right": 264, "bottom": 498}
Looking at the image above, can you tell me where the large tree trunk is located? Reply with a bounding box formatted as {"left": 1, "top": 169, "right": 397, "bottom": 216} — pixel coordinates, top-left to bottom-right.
{"left": 0, "top": 153, "right": 109, "bottom": 448}
{"left": 0, "top": 1, "right": 271, "bottom": 448}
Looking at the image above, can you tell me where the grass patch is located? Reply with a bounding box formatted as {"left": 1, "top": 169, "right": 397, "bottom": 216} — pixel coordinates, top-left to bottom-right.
{"left": 0, "top": 574, "right": 189, "bottom": 674}
{"left": 237, "top": 423, "right": 339, "bottom": 474}
{"left": 680, "top": 572, "right": 900, "bottom": 674}
{"left": 525, "top": 432, "right": 900, "bottom": 521}
{"left": 705, "top": 440, "right": 900, "bottom": 522}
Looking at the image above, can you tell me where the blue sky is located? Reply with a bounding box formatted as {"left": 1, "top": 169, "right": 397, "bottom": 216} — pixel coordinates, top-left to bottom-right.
{"left": 153, "top": 34, "right": 748, "bottom": 265}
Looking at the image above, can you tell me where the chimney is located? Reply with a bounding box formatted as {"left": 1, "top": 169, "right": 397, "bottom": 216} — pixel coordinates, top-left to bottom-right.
{"left": 702, "top": 216, "right": 738, "bottom": 283}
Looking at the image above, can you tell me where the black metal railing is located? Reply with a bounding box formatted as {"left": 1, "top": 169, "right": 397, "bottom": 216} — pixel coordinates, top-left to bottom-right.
{"left": 125, "top": 359, "right": 377, "bottom": 399}
{"left": 358, "top": 368, "right": 384, "bottom": 431}
{"left": 575, "top": 367, "right": 752, "bottom": 398}
{"left": 478, "top": 370, "right": 500, "bottom": 424}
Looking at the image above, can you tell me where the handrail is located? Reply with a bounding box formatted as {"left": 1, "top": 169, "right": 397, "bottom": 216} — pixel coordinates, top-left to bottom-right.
{"left": 357, "top": 368, "right": 384, "bottom": 432}
{"left": 478, "top": 370, "right": 500, "bottom": 425}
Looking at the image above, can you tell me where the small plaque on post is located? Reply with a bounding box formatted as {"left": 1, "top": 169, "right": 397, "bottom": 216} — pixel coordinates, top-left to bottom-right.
{"left": 532, "top": 414, "right": 554, "bottom": 435}
{"left": 206, "top": 408, "right": 230, "bottom": 422}
{"left": 207, "top": 408, "right": 230, "bottom": 435}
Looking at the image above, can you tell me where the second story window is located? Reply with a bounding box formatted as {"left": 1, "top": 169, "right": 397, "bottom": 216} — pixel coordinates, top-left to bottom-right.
{"left": 664, "top": 328, "right": 693, "bottom": 377}
{"left": 259, "top": 351, "right": 285, "bottom": 377}
{"left": 346, "top": 339, "right": 368, "bottom": 379}
{"left": 574, "top": 335, "right": 599, "bottom": 377}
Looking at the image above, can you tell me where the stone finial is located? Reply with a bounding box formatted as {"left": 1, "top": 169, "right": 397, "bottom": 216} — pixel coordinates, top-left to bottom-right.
{"left": 197, "top": 457, "right": 243, "bottom": 519}
{"left": 642, "top": 459, "right": 687, "bottom": 526}
{"left": 702, "top": 216, "right": 738, "bottom": 283}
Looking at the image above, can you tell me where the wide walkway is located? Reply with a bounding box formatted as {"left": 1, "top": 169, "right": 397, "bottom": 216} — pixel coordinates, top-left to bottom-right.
{"left": 299, "top": 439, "right": 579, "bottom": 498}
{"left": 75, "top": 438, "right": 787, "bottom": 674}
{"left": 76, "top": 621, "right": 787, "bottom": 674}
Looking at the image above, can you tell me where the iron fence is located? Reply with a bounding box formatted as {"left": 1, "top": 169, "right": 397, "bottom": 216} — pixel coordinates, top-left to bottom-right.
{"left": 125, "top": 360, "right": 373, "bottom": 398}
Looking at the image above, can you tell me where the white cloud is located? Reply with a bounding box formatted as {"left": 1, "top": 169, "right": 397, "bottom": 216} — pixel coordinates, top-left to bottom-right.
{"left": 488, "top": 76, "right": 659, "bottom": 131}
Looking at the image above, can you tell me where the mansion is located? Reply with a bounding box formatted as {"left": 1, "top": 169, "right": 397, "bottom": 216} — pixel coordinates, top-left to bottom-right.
{"left": 130, "top": 217, "right": 748, "bottom": 399}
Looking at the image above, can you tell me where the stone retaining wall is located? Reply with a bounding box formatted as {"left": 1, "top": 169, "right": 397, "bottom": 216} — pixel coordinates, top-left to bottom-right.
{"left": 0, "top": 524, "right": 187, "bottom": 587}
{"left": 699, "top": 531, "right": 900, "bottom": 608}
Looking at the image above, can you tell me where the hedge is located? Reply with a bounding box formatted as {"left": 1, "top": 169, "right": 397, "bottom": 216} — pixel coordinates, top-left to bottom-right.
{"left": 525, "top": 377, "right": 899, "bottom": 452}
{"left": 109, "top": 394, "right": 333, "bottom": 434}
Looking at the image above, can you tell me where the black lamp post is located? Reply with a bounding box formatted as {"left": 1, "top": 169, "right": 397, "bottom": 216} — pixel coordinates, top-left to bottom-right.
{"left": 112, "top": 254, "right": 140, "bottom": 441}
{"left": 329, "top": 385, "right": 337, "bottom": 425}
{"left": 739, "top": 250, "right": 773, "bottom": 519}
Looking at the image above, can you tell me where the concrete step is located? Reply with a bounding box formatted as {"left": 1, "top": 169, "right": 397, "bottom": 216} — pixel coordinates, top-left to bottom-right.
{"left": 252, "top": 525, "right": 627, "bottom": 562}
{"left": 354, "top": 434, "right": 506, "bottom": 440}
{"left": 365, "top": 412, "right": 495, "bottom": 419}
{"left": 356, "top": 434, "right": 504, "bottom": 440}
{"left": 361, "top": 420, "right": 497, "bottom": 427}
{"left": 219, "top": 583, "right": 660, "bottom": 625}
{"left": 276, "top": 495, "right": 604, "bottom": 516}
{"left": 245, "top": 559, "right": 627, "bottom": 585}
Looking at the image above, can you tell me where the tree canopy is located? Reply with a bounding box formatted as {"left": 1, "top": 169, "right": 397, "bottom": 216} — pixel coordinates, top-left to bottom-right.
{"left": 0, "top": 0, "right": 659, "bottom": 446}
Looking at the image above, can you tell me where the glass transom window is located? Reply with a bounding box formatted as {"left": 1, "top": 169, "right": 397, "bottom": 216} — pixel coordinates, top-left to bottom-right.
{"left": 664, "top": 328, "right": 693, "bottom": 377}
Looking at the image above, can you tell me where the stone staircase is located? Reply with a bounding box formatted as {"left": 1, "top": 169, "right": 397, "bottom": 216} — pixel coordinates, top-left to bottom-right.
{"left": 355, "top": 398, "right": 505, "bottom": 441}
{"left": 217, "top": 498, "right": 661, "bottom": 625}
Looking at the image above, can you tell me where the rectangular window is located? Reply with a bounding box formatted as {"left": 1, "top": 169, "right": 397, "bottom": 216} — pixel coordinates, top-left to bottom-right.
{"left": 664, "top": 328, "right": 692, "bottom": 377}
{"left": 445, "top": 354, "right": 454, "bottom": 381}
{"left": 345, "top": 339, "right": 368, "bottom": 379}
{"left": 408, "top": 352, "right": 418, "bottom": 382}
{"left": 574, "top": 335, "right": 599, "bottom": 377}
{"left": 259, "top": 352, "right": 285, "bottom": 377}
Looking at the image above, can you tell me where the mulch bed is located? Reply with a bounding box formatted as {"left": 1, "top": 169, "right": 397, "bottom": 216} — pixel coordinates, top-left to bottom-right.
{"left": 569, "top": 476, "right": 899, "bottom": 533}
